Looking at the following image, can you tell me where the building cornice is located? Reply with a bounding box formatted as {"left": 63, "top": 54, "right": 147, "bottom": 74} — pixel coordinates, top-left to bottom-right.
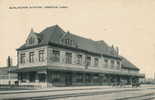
{"left": 16, "top": 42, "right": 121, "bottom": 60}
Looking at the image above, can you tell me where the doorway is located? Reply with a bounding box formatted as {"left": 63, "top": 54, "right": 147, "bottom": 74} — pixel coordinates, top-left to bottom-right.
{"left": 65, "top": 72, "right": 72, "bottom": 86}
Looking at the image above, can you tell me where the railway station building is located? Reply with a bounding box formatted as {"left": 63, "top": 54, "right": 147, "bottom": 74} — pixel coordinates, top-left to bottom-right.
{"left": 16, "top": 25, "right": 145, "bottom": 87}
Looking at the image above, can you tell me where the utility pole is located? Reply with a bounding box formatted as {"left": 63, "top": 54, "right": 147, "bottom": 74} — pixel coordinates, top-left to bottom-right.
{"left": 7, "top": 56, "right": 12, "bottom": 85}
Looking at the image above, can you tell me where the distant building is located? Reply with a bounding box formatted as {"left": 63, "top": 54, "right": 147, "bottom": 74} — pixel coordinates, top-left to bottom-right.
{"left": 0, "top": 66, "right": 18, "bottom": 85}
{"left": 16, "top": 25, "right": 145, "bottom": 87}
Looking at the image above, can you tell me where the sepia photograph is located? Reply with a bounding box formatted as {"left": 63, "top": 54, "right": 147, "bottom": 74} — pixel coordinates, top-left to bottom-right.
{"left": 0, "top": 0, "right": 155, "bottom": 100}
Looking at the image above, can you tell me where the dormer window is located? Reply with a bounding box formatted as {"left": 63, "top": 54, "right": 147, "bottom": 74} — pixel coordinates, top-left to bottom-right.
{"left": 26, "top": 29, "right": 39, "bottom": 46}
{"left": 29, "top": 37, "right": 35, "bottom": 45}
{"left": 65, "top": 39, "right": 69, "bottom": 45}
{"left": 63, "top": 38, "right": 75, "bottom": 46}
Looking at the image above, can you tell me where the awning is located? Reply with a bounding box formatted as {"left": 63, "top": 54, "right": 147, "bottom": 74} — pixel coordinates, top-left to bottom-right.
{"left": 15, "top": 66, "right": 145, "bottom": 78}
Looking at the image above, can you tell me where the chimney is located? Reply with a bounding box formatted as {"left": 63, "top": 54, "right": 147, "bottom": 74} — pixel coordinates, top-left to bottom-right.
{"left": 67, "top": 31, "right": 70, "bottom": 34}
{"left": 30, "top": 28, "right": 34, "bottom": 33}
{"left": 116, "top": 46, "right": 119, "bottom": 55}
{"left": 111, "top": 45, "right": 115, "bottom": 55}
{"left": 7, "top": 56, "right": 12, "bottom": 67}
{"left": 111, "top": 45, "right": 114, "bottom": 49}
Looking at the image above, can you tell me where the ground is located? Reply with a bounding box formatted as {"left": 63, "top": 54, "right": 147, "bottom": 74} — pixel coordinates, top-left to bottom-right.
{"left": 0, "top": 85, "right": 155, "bottom": 100}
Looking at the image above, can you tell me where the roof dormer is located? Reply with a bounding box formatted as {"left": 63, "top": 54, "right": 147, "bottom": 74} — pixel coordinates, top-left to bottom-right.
{"left": 26, "top": 28, "right": 40, "bottom": 46}
{"left": 61, "top": 32, "right": 78, "bottom": 47}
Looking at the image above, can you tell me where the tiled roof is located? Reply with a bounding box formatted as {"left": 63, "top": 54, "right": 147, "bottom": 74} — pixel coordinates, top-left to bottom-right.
{"left": 17, "top": 25, "right": 118, "bottom": 57}
{"left": 69, "top": 33, "right": 116, "bottom": 56}
{"left": 39, "top": 25, "right": 66, "bottom": 44}
{"left": 121, "top": 57, "right": 139, "bottom": 70}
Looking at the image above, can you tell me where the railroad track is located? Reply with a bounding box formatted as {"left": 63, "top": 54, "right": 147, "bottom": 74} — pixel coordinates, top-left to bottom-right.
{"left": 2, "top": 87, "right": 155, "bottom": 100}
{"left": 3, "top": 88, "right": 141, "bottom": 100}
{"left": 116, "top": 92, "right": 155, "bottom": 100}
{"left": 0, "top": 87, "right": 102, "bottom": 95}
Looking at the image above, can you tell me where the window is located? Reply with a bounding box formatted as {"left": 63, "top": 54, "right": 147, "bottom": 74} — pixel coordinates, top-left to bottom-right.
{"left": 94, "top": 58, "right": 99, "bottom": 67}
{"left": 29, "top": 52, "right": 34, "bottom": 63}
{"left": 76, "top": 73, "right": 83, "bottom": 83}
{"left": 86, "top": 56, "right": 91, "bottom": 66}
{"left": 111, "top": 60, "right": 115, "bottom": 68}
{"left": 64, "top": 39, "right": 74, "bottom": 46}
{"left": 66, "top": 52, "right": 72, "bottom": 64}
{"left": 77, "top": 54, "right": 82, "bottom": 65}
{"left": 52, "top": 50, "right": 60, "bottom": 62}
{"left": 29, "top": 72, "right": 36, "bottom": 82}
{"left": 38, "top": 74, "right": 46, "bottom": 82}
{"left": 52, "top": 72, "right": 61, "bottom": 82}
{"left": 70, "top": 40, "right": 73, "bottom": 45}
{"left": 29, "top": 37, "right": 35, "bottom": 45}
{"left": 20, "top": 53, "right": 25, "bottom": 64}
{"left": 65, "top": 39, "right": 69, "bottom": 45}
{"left": 117, "top": 61, "right": 120, "bottom": 69}
{"left": 39, "top": 50, "right": 44, "bottom": 62}
{"left": 21, "top": 72, "right": 27, "bottom": 83}
{"left": 117, "top": 61, "right": 120, "bottom": 66}
{"left": 85, "top": 74, "right": 91, "bottom": 83}
{"left": 104, "top": 59, "right": 108, "bottom": 67}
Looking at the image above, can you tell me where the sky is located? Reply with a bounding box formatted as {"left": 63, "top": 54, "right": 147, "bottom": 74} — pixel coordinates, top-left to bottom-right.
{"left": 0, "top": 0, "right": 155, "bottom": 78}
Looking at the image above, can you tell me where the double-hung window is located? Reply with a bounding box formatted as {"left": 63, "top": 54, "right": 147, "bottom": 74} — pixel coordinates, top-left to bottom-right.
{"left": 29, "top": 52, "right": 34, "bottom": 63}
{"left": 86, "top": 56, "right": 91, "bottom": 66}
{"left": 94, "top": 58, "right": 99, "bottom": 67}
{"left": 77, "top": 54, "right": 82, "bottom": 65}
{"left": 52, "top": 50, "right": 60, "bottom": 62}
{"left": 66, "top": 52, "right": 72, "bottom": 64}
{"left": 111, "top": 60, "right": 115, "bottom": 68}
{"left": 104, "top": 59, "right": 108, "bottom": 68}
{"left": 20, "top": 53, "right": 25, "bottom": 64}
{"left": 39, "top": 50, "right": 44, "bottom": 62}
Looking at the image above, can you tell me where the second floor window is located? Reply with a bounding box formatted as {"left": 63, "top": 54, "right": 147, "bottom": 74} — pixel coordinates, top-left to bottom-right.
{"left": 104, "top": 59, "right": 108, "bottom": 67}
{"left": 52, "top": 50, "right": 60, "bottom": 62}
{"left": 20, "top": 53, "right": 25, "bottom": 64}
{"left": 86, "top": 56, "right": 91, "bottom": 66}
{"left": 94, "top": 58, "right": 99, "bottom": 67}
{"left": 39, "top": 50, "right": 44, "bottom": 62}
{"left": 117, "top": 61, "right": 120, "bottom": 69}
{"left": 29, "top": 52, "right": 34, "bottom": 63}
{"left": 66, "top": 52, "right": 72, "bottom": 64}
{"left": 111, "top": 60, "right": 115, "bottom": 68}
{"left": 77, "top": 54, "right": 82, "bottom": 65}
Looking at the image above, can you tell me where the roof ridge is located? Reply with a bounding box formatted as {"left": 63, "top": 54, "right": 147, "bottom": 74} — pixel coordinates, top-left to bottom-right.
{"left": 70, "top": 33, "right": 99, "bottom": 43}
{"left": 40, "top": 25, "right": 64, "bottom": 34}
{"left": 69, "top": 33, "right": 109, "bottom": 47}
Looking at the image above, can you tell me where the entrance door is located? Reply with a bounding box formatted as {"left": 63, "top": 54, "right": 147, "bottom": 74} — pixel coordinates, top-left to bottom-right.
{"left": 65, "top": 72, "right": 72, "bottom": 86}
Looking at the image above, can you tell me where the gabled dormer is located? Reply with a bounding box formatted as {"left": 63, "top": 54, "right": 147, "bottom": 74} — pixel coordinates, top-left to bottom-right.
{"left": 26, "top": 28, "right": 40, "bottom": 46}
{"left": 61, "top": 31, "right": 78, "bottom": 48}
